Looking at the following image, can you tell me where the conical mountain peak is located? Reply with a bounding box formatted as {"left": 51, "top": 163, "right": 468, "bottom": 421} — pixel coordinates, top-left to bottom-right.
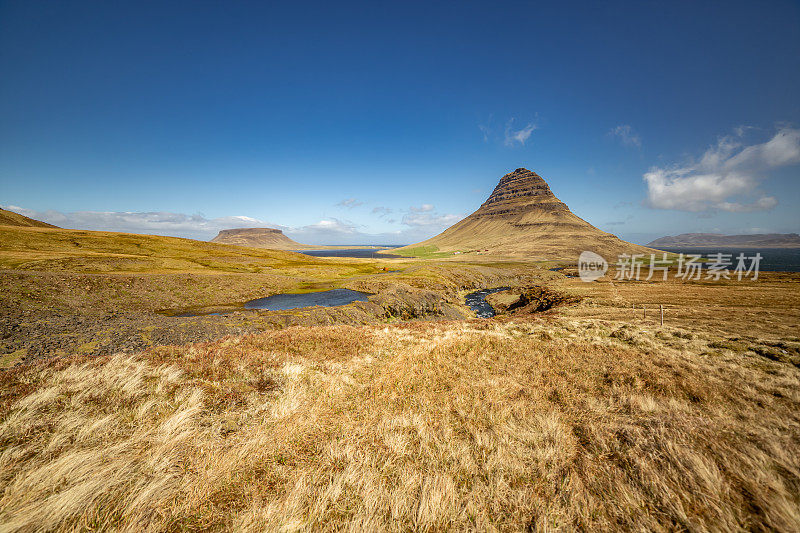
{"left": 394, "top": 167, "right": 655, "bottom": 260}
{"left": 476, "top": 167, "right": 567, "bottom": 219}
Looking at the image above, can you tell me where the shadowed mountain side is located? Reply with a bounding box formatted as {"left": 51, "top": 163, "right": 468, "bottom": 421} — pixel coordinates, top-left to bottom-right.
{"left": 394, "top": 168, "right": 657, "bottom": 260}
{"left": 0, "top": 207, "right": 59, "bottom": 228}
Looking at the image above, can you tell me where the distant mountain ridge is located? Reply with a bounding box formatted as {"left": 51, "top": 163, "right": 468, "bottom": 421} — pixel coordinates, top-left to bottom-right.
{"left": 394, "top": 168, "right": 655, "bottom": 260}
{"left": 648, "top": 233, "right": 800, "bottom": 248}
{"left": 0, "top": 207, "right": 59, "bottom": 228}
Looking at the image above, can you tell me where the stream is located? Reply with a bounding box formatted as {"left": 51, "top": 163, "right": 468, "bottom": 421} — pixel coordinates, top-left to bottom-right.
{"left": 464, "top": 287, "right": 510, "bottom": 318}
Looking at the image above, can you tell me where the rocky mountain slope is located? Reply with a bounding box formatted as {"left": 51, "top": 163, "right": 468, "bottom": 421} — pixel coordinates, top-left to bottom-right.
{"left": 648, "top": 233, "right": 800, "bottom": 248}
{"left": 395, "top": 168, "right": 655, "bottom": 260}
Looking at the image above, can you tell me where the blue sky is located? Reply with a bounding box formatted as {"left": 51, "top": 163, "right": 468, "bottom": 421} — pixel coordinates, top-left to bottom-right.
{"left": 1, "top": 1, "right": 799, "bottom": 244}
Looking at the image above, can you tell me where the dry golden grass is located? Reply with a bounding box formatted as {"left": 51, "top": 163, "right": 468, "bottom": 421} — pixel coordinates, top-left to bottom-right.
{"left": 558, "top": 271, "right": 800, "bottom": 339}
{"left": 2, "top": 318, "right": 799, "bottom": 531}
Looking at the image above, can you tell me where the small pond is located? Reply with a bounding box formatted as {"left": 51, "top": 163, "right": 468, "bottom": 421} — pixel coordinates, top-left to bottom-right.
{"left": 465, "top": 287, "right": 510, "bottom": 318}
{"left": 244, "top": 289, "right": 370, "bottom": 311}
{"left": 171, "top": 289, "right": 371, "bottom": 317}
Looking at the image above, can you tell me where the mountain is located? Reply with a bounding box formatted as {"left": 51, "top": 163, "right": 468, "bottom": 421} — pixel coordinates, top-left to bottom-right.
{"left": 648, "top": 233, "right": 800, "bottom": 248}
{"left": 210, "top": 228, "right": 311, "bottom": 250}
{"left": 0, "top": 207, "right": 59, "bottom": 228}
{"left": 394, "top": 168, "right": 655, "bottom": 260}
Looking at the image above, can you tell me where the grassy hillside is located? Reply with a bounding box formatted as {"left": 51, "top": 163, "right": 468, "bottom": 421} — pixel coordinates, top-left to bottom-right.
{"left": 0, "top": 207, "right": 58, "bottom": 228}
{"left": 0, "top": 225, "right": 331, "bottom": 273}
{"left": 1, "top": 318, "right": 798, "bottom": 530}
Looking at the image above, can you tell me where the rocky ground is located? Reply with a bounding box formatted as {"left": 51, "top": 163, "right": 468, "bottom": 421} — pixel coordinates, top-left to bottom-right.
{"left": 0, "top": 265, "right": 553, "bottom": 365}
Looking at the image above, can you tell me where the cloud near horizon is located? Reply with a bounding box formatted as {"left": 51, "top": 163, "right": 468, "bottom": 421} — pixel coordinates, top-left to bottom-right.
{"left": 0, "top": 206, "right": 285, "bottom": 239}
{"left": 643, "top": 127, "right": 800, "bottom": 212}
{"left": 2, "top": 204, "right": 467, "bottom": 246}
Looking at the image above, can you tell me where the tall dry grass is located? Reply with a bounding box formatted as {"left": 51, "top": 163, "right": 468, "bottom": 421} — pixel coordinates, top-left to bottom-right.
{"left": 1, "top": 319, "right": 799, "bottom": 531}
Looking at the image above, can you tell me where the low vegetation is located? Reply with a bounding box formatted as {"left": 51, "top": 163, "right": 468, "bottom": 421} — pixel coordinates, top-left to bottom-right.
{"left": 0, "top": 226, "right": 548, "bottom": 362}
{"left": 1, "top": 318, "right": 798, "bottom": 530}
{"left": 2, "top": 223, "right": 799, "bottom": 530}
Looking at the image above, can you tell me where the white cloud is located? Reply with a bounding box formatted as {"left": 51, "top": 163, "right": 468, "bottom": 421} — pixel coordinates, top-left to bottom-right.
{"left": 2, "top": 203, "right": 468, "bottom": 247}
{"left": 609, "top": 124, "right": 641, "bottom": 148}
{"left": 643, "top": 127, "right": 800, "bottom": 213}
{"left": 504, "top": 119, "right": 537, "bottom": 147}
{"left": 335, "top": 198, "right": 363, "bottom": 209}
{"left": 0, "top": 206, "right": 282, "bottom": 239}
{"left": 290, "top": 218, "right": 359, "bottom": 236}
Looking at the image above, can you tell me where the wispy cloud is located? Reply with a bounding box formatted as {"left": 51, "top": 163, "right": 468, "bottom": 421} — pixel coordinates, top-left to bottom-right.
{"left": 335, "top": 198, "right": 363, "bottom": 209}
{"left": 372, "top": 206, "right": 393, "bottom": 217}
{"left": 409, "top": 204, "right": 434, "bottom": 213}
{"left": 604, "top": 214, "right": 634, "bottom": 227}
{"left": 643, "top": 127, "right": 800, "bottom": 212}
{"left": 504, "top": 119, "right": 537, "bottom": 147}
{"left": 478, "top": 114, "right": 494, "bottom": 142}
{"left": 608, "top": 124, "right": 641, "bottom": 148}
{"left": 401, "top": 212, "right": 464, "bottom": 228}
{"left": 480, "top": 115, "right": 538, "bottom": 146}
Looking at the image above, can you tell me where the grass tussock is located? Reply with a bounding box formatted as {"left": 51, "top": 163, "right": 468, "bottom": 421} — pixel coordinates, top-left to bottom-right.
{"left": 1, "top": 319, "right": 799, "bottom": 531}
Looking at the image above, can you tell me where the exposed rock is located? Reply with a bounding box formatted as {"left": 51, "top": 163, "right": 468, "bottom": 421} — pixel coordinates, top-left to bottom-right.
{"left": 486, "top": 286, "right": 578, "bottom": 315}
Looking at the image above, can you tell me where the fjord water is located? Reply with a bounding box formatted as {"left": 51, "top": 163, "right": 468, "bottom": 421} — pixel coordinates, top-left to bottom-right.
{"left": 244, "top": 289, "right": 370, "bottom": 311}
{"left": 658, "top": 248, "right": 800, "bottom": 272}
{"left": 295, "top": 246, "right": 410, "bottom": 259}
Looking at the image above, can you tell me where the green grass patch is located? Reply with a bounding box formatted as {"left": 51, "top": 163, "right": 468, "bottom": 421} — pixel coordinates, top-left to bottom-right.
{"left": 395, "top": 245, "right": 452, "bottom": 259}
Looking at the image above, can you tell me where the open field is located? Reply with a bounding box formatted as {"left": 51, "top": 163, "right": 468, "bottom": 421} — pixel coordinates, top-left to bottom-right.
{"left": 1, "top": 224, "right": 799, "bottom": 530}
{"left": 0, "top": 226, "right": 550, "bottom": 364}
{"left": 1, "top": 317, "right": 799, "bottom": 531}
{"left": 558, "top": 271, "right": 800, "bottom": 340}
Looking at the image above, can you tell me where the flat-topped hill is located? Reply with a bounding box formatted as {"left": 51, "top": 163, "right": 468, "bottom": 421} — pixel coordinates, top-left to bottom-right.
{"left": 211, "top": 228, "right": 312, "bottom": 250}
